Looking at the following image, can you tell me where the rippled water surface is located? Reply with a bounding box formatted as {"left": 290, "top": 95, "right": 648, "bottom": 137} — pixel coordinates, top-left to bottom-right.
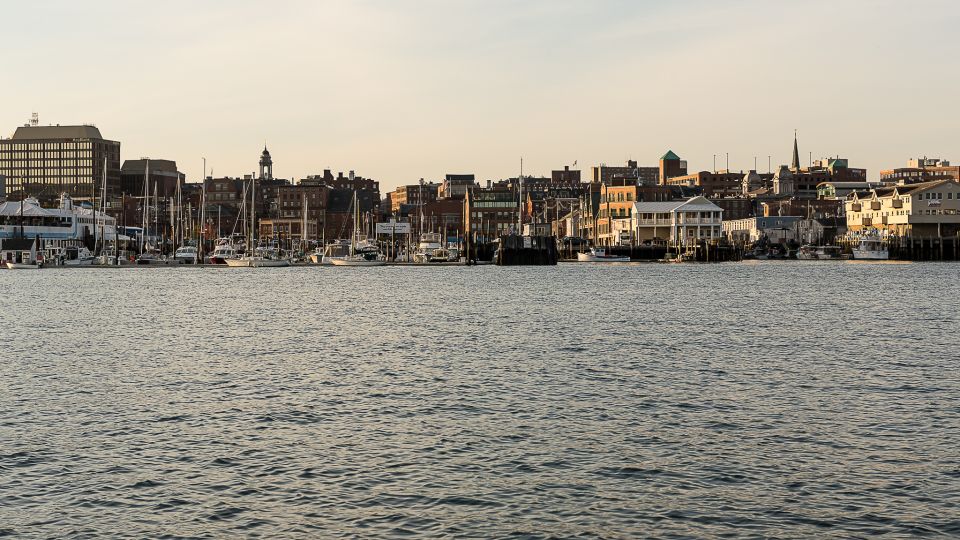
{"left": 1, "top": 262, "right": 959, "bottom": 538}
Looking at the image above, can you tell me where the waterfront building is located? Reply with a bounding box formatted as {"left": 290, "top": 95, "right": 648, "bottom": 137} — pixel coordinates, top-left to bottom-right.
{"left": 793, "top": 216, "right": 846, "bottom": 245}
{"left": 631, "top": 196, "right": 723, "bottom": 245}
{"left": 0, "top": 195, "right": 118, "bottom": 249}
{"left": 879, "top": 157, "right": 959, "bottom": 185}
{"left": 844, "top": 179, "right": 960, "bottom": 236}
{"left": 595, "top": 178, "right": 643, "bottom": 246}
{"left": 464, "top": 186, "right": 519, "bottom": 241}
{"left": 420, "top": 199, "right": 465, "bottom": 242}
{"left": 0, "top": 124, "right": 121, "bottom": 202}
{"left": 439, "top": 174, "right": 477, "bottom": 200}
{"left": 723, "top": 216, "right": 802, "bottom": 244}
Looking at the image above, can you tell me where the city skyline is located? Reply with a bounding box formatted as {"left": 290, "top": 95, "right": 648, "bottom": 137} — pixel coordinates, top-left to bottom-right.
{"left": 1, "top": 0, "right": 958, "bottom": 190}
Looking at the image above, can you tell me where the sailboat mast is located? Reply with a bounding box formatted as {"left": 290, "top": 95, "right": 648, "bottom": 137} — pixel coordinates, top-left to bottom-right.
{"left": 99, "top": 157, "right": 106, "bottom": 256}
{"left": 141, "top": 159, "right": 150, "bottom": 253}
{"left": 250, "top": 172, "right": 256, "bottom": 251}
{"left": 518, "top": 157, "right": 523, "bottom": 235}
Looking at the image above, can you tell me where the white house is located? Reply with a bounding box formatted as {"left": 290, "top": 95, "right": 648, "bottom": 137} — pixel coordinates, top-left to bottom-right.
{"left": 630, "top": 196, "right": 724, "bottom": 245}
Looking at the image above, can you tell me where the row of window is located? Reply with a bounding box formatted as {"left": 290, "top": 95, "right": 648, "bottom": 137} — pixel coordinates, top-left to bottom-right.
{"left": 0, "top": 151, "right": 95, "bottom": 159}
{"left": 0, "top": 142, "right": 93, "bottom": 151}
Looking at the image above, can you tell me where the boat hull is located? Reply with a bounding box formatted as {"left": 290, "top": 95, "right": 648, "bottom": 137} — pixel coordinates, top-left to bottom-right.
{"left": 5, "top": 262, "right": 41, "bottom": 269}
{"left": 852, "top": 249, "right": 889, "bottom": 260}
{"left": 330, "top": 258, "right": 385, "bottom": 266}
{"left": 577, "top": 253, "right": 630, "bottom": 262}
{"left": 224, "top": 257, "right": 290, "bottom": 267}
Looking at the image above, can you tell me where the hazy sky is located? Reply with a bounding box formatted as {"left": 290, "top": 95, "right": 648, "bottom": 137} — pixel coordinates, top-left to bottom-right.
{"left": 1, "top": 0, "right": 957, "bottom": 190}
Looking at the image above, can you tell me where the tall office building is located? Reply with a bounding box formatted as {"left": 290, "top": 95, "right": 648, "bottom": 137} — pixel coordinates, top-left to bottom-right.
{"left": 0, "top": 124, "right": 121, "bottom": 202}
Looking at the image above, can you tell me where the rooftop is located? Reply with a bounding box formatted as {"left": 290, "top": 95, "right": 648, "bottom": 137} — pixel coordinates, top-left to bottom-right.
{"left": 11, "top": 125, "right": 107, "bottom": 141}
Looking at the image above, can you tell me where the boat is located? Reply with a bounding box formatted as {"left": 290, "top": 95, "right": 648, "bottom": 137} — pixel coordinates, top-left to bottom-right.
{"left": 577, "top": 248, "right": 630, "bottom": 262}
{"left": 852, "top": 236, "right": 889, "bottom": 260}
{"left": 174, "top": 245, "right": 199, "bottom": 264}
{"left": 63, "top": 246, "right": 95, "bottom": 266}
{"left": 208, "top": 239, "right": 242, "bottom": 264}
{"left": 816, "top": 245, "right": 850, "bottom": 260}
{"left": 413, "top": 232, "right": 444, "bottom": 263}
{"left": 796, "top": 244, "right": 818, "bottom": 260}
{"left": 224, "top": 244, "right": 290, "bottom": 267}
{"left": 5, "top": 261, "right": 42, "bottom": 269}
{"left": 136, "top": 250, "right": 177, "bottom": 265}
{"left": 311, "top": 240, "right": 351, "bottom": 265}
{"left": 330, "top": 191, "right": 385, "bottom": 267}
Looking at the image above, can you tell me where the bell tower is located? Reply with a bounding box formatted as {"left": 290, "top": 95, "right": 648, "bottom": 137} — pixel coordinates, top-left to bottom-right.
{"left": 259, "top": 146, "right": 273, "bottom": 180}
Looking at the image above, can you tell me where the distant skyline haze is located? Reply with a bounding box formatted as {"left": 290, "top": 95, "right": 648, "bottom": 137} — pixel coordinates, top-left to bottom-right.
{"left": 1, "top": 0, "right": 958, "bottom": 190}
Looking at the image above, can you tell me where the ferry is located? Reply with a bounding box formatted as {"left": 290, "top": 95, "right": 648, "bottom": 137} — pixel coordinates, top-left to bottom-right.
{"left": 0, "top": 195, "right": 121, "bottom": 255}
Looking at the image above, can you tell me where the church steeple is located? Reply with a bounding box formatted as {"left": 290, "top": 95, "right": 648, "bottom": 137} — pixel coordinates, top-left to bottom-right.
{"left": 791, "top": 130, "right": 800, "bottom": 172}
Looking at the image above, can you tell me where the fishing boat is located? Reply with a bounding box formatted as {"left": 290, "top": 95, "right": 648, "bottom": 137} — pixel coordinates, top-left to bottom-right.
{"left": 852, "top": 236, "right": 889, "bottom": 260}
{"left": 330, "top": 191, "right": 385, "bottom": 266}
{"left": 577, "top": 248, "right": 630, "bottom": 262}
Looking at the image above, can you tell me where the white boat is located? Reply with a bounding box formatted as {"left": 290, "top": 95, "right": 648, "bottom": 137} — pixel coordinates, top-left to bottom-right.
{"left": 331, "top": 191, "right": 385, "bottom": 267}
{"left": 208, "top": 242, "right": 241, "bottom": 264}
{"left": 330, "top": 255, "right": 385, "bottom": 266}
{"left": 5, "top": 261, "right": 41, "bottom": 269}
{"left": 136, "top": 250, "right": 177, "bottom": 265}
{"left": 852, "top": 237, "right": 889, "bottom": 260}
{"left": 224, "top": 256, "right": 290, "bottom": 267}
{"left": 225, "top": 244, "right": 290, "bottom": 267}
{"left": 577, "top": 248, "right": 630, "bottom": 262}
{"left": 312, "top": 240, "right": 351, "bottom": 265}
{"left": 413, "top": 232, "right": 443, "bottom": 263}
{"left": 63, "top": 246, "right": 95, "bottom": 266}
{"left": 174, "top": 245, "right": 199, "bottom": 264}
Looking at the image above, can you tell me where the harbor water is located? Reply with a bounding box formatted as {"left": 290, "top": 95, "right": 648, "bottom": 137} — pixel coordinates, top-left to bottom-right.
{"left": 1, "top": 262, "right": 959, "bottom": 538}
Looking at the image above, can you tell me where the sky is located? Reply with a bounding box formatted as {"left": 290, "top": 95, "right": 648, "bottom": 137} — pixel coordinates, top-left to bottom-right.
{"left": 1, "top": 0, "right": 958, "bottom": 191}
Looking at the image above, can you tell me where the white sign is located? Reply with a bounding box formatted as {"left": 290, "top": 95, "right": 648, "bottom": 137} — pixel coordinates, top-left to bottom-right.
{"left": 375, "top": 221, "right": 411, "bottom": 234}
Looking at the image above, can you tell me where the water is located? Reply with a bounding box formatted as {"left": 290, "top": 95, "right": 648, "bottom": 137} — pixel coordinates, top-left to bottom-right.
{"left": 1, "top": 262, "right": 958, "bottom": 538}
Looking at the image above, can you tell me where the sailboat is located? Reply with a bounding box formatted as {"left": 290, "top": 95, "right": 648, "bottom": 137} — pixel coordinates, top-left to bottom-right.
{"left": 330, "top": 191, "right": 385, "bottom": 266}
{"left": 225, "top": 174, "right": 290, "bottom": 268}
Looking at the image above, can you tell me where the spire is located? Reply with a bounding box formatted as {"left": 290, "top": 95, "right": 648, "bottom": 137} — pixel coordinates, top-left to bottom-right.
{"left": 791, "top": 130, "right": 800, "bottom": 171}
